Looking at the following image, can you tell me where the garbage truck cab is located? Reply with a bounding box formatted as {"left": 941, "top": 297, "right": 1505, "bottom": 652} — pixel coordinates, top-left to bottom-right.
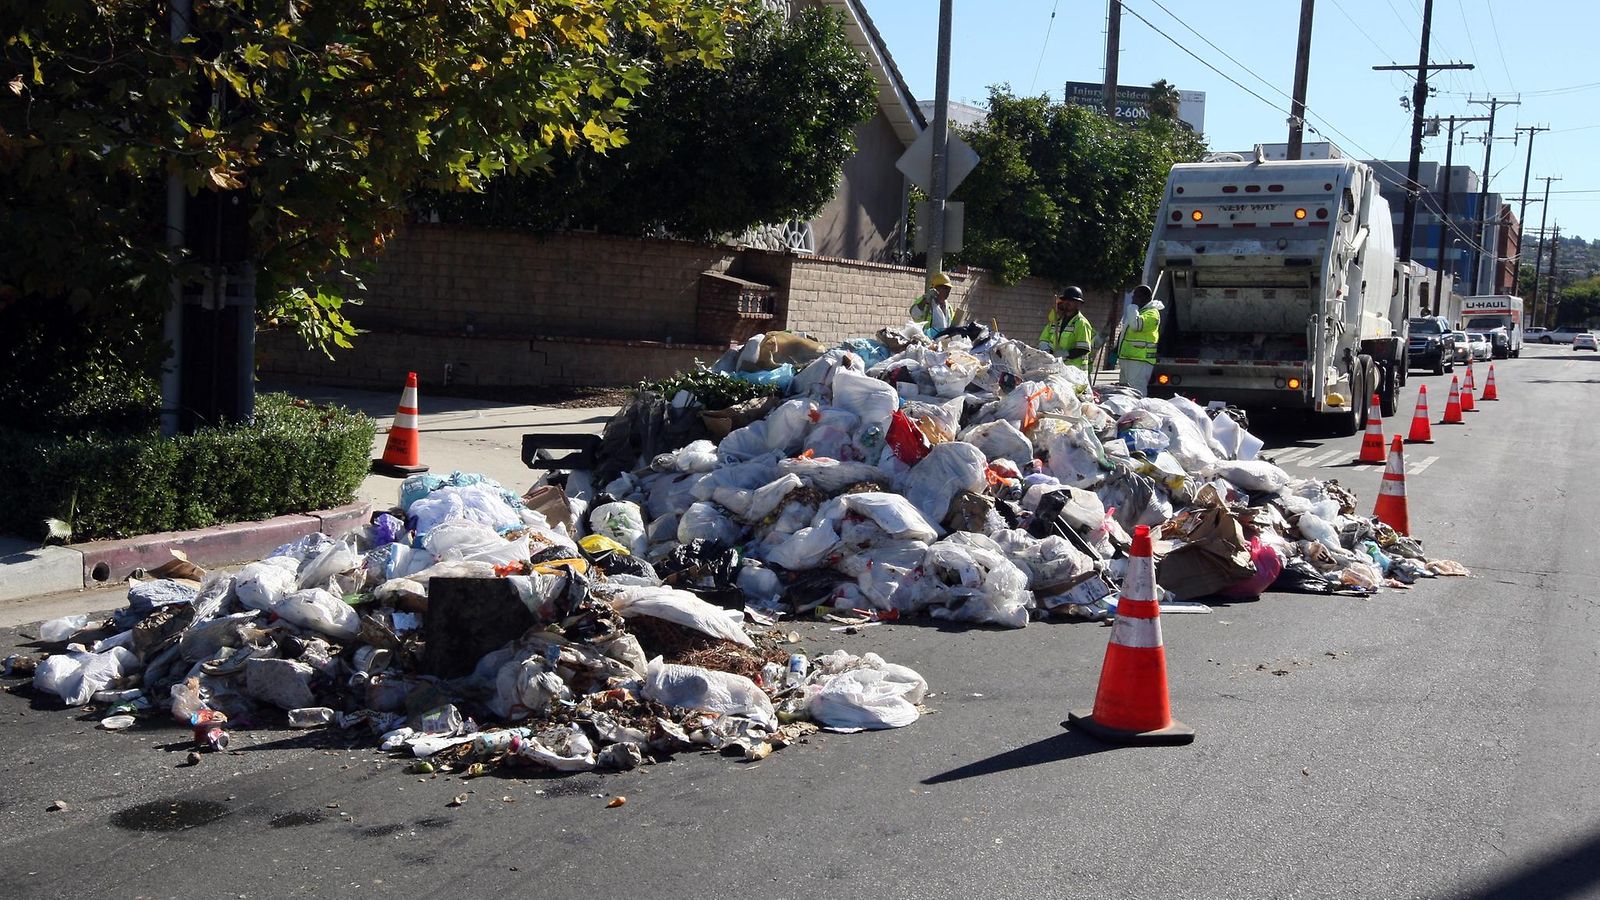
{"left": 1140, "top": 149, "right": 1407, "bottom": 434}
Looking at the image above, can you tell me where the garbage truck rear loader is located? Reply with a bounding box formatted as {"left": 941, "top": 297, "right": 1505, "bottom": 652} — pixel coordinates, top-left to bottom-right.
{"left": 1140, "top": 153, "right": 1407, "bottom": 434}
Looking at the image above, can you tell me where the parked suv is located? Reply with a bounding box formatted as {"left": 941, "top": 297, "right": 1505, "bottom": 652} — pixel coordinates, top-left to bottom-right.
{"left": 1408, "top": 316, "right": 1458, "bottom": 375}
{"left": 1525, "top": 327, "right": 1550, "bottom": 342}
{"left": 1540, "top": 325, "right": 1589, "bottom": 344}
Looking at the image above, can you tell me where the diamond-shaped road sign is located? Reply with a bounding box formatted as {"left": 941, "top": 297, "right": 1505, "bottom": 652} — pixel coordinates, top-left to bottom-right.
{"left": 895, "top": 129, "right": 980, "bottom": 196}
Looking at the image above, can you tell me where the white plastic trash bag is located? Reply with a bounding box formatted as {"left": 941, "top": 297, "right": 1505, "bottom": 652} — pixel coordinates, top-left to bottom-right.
{"left": 1208, "top": 460, "right": 1292, "bottom": 494}
{"left": 641, "top": 657, "right": 776, "bottom": 729}
{"left": 831, "top": 369, "right": 898, "bottom": 433}
{"left": 235, "top": 557, "right": 300, "bottom": 613}
{"left": 901, "top": 441, "right": 987, "bottom": 524}
{"left": 808, "top": 667, "right": 922, "bottom": 731}
{"left": 589, "top": 501, "right": 647, "bottom": 557}
{"left": 518, "top": 724, "right": 597, "bottom": 772}
{"left": 33, "top": 645, "right": 139, "bottom": 707}
{"left": 959, "top": 420, "right": 1034, "bottom": 465}
{"left": 677, "top": 501, "right": 743, "bottom": 546}
{"left": 273, "top": 588, "right": 362, "bottom": 640}
{"left": 820, "top": 492, "right": 939, "bottom": 543}
{"left": 408, "top": 484, "right": 524, "bottom": 535}
{"left": 601, "top": 585, "right": 755, "bottom": 647}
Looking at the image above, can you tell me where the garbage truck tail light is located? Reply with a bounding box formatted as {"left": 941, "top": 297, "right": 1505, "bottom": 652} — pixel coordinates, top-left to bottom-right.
{"left": 1191, "top": 210, "right": 1204, "bottom": 222}
{"left": 1156, "top": 374, "right": 1171, "bottom": 385}
{"left": 1294, "top": 208, "right": 1307, "bottom": 220}
{"left": 1287, "top": 377, "right": 1302, "bottom": 390}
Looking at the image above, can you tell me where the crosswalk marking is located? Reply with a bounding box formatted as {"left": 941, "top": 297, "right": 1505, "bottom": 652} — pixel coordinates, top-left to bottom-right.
{"left": 1406, "top": 455, "right": 1439, "bottom": 476}
{"left": 1260, "top": 447, "right": 1440, "bottom": 476}
{"left": 1299, "top": 447, "right": 1350, "bottom": 469}
{"left": 1267, "top": 446, "right": 1312, "bottom": 465}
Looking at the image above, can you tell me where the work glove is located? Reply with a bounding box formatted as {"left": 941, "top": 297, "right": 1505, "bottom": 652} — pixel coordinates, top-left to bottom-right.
{"left": 1037, "top": 341, "right": 1053, "bottom": 353}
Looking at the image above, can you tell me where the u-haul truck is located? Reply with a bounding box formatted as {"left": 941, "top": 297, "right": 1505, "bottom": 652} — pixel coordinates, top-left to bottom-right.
{"left": 1140, "top": 149, "right": 1406, "bottom": 434}
{"left": 1460, "top": 294, "right": 1524, "bottom": 358}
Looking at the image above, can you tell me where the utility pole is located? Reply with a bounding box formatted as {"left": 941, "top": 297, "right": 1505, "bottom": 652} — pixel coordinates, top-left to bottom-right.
{"left": 1286, "top": 0, "right": 1314, "bottom": 159}
{"left": 925, "top": 0, "right": 954, "bottom": 291}
{"left": 1546, "top": 223, "right": 1562, "bottom": 324}
{"left": 1428, "top": 114, "right": 1490, "bottom": 312}
{"left": 1465, "top": 96, "right": 1519, "bottom": 293}
{"left": 1104, "top": 1, "right": 1121, "bottom": 119}
{"left": 1371, "top": 0, "right": 1472, "bottom": 283}
{"left": 1511, "top": 124, "right": 1549, "bottom": 295}
{"left": 161, "top": 0, "right": 192, "bottom": 437}
{"left": 1529, "top": 175, "right": 1559, "bottom": 324}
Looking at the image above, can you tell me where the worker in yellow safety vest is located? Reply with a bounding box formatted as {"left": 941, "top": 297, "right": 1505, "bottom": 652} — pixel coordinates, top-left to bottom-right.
{"left": 1038, "top": 286, "right": 1095, "bottom": 373}
{"left": 1117, "top": 284, "right": 1163, "bottom": 395}
{"left": 910, "top": 271, "right": 953, "bottom": 335}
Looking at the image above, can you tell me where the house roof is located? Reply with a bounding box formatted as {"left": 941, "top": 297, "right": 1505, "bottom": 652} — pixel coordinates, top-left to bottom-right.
{"left": 821, "top": 0, "right": 925, "bottom": 145}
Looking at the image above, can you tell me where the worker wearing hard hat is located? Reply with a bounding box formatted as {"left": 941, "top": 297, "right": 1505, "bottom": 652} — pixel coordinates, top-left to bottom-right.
{"left": 1117, "top": 284, "right": 1163, "bottom": 395}
{"left": 1038, "top": 286, "right": 1094, "bottom": 373}
{"left": 910, "top": 271, "right": 953, "bottom": 335}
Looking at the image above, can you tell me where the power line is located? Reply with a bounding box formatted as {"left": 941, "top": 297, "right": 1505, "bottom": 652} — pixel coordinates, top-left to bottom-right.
{"left": 1143, "top": 0, "right": 1297, "bottom": 105}
{"left": 1481, "top": 0, "right": 1515, "bottom": 92}
{"left": 1028, "top": 0, "right": 1063, "bottom": 94}
{"left": 1116, "top": 3, "right": 1294, "bottom": 119}
{"left": 1328, "top": 0, "right": 1398, "bottom": 61}
{"left": 1452, "top": 0, "right": 1491, "bottom": 95}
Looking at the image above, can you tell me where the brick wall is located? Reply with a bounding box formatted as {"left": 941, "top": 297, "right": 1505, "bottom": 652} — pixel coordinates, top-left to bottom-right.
{"left": 259, "top": 330, "right": 713, "bottom": 391}
{"left": 258, "top": 225, "right": 1127, "bottom": 391}
{"left": 359, "top": 226, "right": 735, "bottom": 343}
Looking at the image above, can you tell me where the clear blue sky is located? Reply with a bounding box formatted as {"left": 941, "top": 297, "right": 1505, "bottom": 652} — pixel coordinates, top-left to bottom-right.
{"left": 860, "top": 0, "right": 1600, "bottom": 243}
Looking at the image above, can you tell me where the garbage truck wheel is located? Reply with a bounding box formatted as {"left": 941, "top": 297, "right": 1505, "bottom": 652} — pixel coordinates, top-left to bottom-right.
{"left": 1335, "top": 364, "right": 1365, "bottom": 436}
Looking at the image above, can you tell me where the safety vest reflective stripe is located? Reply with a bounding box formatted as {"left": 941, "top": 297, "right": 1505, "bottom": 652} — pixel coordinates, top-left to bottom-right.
{"left": 1119, "top": 308, "right": 1161, "bottom": 362}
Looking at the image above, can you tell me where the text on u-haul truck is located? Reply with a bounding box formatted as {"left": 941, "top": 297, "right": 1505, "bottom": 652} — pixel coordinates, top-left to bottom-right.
{"left": 1139, "top": 146, "right": 1407, "bottom": 435}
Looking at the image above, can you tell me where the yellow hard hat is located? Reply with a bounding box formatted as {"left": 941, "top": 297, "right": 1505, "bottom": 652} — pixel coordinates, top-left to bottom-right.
{"left": 929, "top": 272, "right": 952, "bottom": 288}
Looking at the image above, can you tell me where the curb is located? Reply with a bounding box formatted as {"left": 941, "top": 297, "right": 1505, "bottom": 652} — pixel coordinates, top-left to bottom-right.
{"left": 57, "top": 502, "right": 370, "bottom": 591}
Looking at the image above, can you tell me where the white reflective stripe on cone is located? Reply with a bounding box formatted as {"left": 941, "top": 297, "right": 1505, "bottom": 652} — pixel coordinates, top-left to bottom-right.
{"left": 1379, "top": 474, "right": 1406, "bottom": 496}
{"left": 1111, "top": 613, "right": 1163, "bottom": 649}
{"left": 393, "top": 411, "right": 420, "bottom": 430}
{"left": 401, "top": 387, "right": 419, "bottom": 407}
{"left": 1122, "top": 558, "right": 1157, "bottom": 603}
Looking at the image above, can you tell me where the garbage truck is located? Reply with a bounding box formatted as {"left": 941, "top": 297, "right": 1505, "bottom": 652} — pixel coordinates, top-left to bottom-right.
{"left": 1139, "top": 148, "right": 1408, "bottom": 434}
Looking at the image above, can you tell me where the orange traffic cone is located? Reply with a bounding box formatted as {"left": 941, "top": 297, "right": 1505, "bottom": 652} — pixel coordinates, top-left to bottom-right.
{"left": 1407, "top": 385, "right": 1433, "bottom": 443}
{"left": 1357, "top": 392, "right": 1386, "bottom": 463}
{"left": 1066, "top": 525, "right": 1195, "bottom": 746}
{"left": 1440, "top": 376, "right": 1464, "bottom": 424}
{"left": 372, "top": 371, "right": 429, "bottom": 477}
{"left": 1461, "top": 363, "right": 1477, "bottom": 412}
{"left": 1481, "top": 364, "right": 1499, "bottom": 401}
{"left": 1373, "top": 436, "right": 1411, "bottom": 535}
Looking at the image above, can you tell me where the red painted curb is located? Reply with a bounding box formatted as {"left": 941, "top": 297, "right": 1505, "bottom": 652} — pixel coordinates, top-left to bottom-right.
{"left": 73, "top": 502, "right": 371, "bottom": 587}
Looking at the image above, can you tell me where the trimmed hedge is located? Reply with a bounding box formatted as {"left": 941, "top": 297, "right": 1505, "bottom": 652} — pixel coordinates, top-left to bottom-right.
{"left": 0, "top": 393, "right": 376, "bottom": 542}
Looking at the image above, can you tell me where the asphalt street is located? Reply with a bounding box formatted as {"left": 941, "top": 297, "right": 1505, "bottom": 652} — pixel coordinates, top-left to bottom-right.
{"left": 1, "top": 343, "right": 1596, "bottom": 899}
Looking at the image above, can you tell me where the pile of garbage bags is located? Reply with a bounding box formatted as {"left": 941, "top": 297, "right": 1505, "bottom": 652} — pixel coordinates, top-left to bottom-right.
{"left": 15, "top": 469, "right": 930, "bottom": 774}
{"left": 582, "top": 324, "right": 1466, "bottom": 626}
{"left": 12, "top": 321, "right": 1469, "bottom": 776}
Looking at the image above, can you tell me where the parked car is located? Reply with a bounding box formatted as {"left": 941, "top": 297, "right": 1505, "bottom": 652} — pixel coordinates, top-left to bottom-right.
{"left": 1525, "top": 326, "right": 1550, "bottom": 342}
{"left": 1408, "top": 316, "right": 1457, "bottom": 375}
{"left": 1449, "top": 331, "right": 1472, "bottom": 364}
{"left": 1575, "top": 332, "right": 1599, "bottom": 352}
{"left": 1466, "top": 332, "right": 1492, "bottom": 361}
{"left": 1540, "top": 325, "right": 1589, "bottom": 344}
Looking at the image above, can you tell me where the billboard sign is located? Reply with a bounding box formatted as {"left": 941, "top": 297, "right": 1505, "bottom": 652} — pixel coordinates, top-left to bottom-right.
{"left": 1063, "top": 81, "right": 1206, "bottom": 133}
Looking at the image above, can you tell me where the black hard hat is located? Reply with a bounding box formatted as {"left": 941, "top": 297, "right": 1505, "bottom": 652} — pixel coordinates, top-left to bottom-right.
{"left": 1057, "top": 286, "right": 1084, "bottom": 300}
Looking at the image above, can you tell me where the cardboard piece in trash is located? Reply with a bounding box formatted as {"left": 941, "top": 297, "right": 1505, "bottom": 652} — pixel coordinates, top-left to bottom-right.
{"left": 521, "top": 484, "right": 574, "bottom": 531}
{"left": 701, "top": 395, "right": 782, "bottom": 440}
{"left": 132, "top": 549, "right": 206, "bottom": 588}
{"left": 1153, "top": 487, "right": 1255, "bottom": 600}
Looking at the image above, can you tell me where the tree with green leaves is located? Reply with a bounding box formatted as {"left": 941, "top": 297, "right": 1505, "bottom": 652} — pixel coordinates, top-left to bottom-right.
{"left": 428, "top": 4, "right": 876, "bottom": 240}
{"left": 0, "top": 0, "right": 744, "bottom": 427}
{"left": 951, "top": 85, "right": 1206, "bottom": 288}
{"left": 1556, "top": 276, "right": 1600, "bottom": 326}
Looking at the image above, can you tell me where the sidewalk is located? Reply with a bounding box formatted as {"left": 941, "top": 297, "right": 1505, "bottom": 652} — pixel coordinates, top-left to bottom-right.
{"left": 271, "top": 382, "right": 619, "bottom": 514}
{"left": 0, "top": 385, "right": 620, "bottom": 620}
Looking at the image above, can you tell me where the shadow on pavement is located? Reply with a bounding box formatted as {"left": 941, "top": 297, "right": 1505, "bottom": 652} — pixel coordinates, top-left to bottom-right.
{"left": 1444, "top": 827, "right": 1600, "bottom": 900}
{"left": 921, "top": 728, "right": 1118, "bottom": 784}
